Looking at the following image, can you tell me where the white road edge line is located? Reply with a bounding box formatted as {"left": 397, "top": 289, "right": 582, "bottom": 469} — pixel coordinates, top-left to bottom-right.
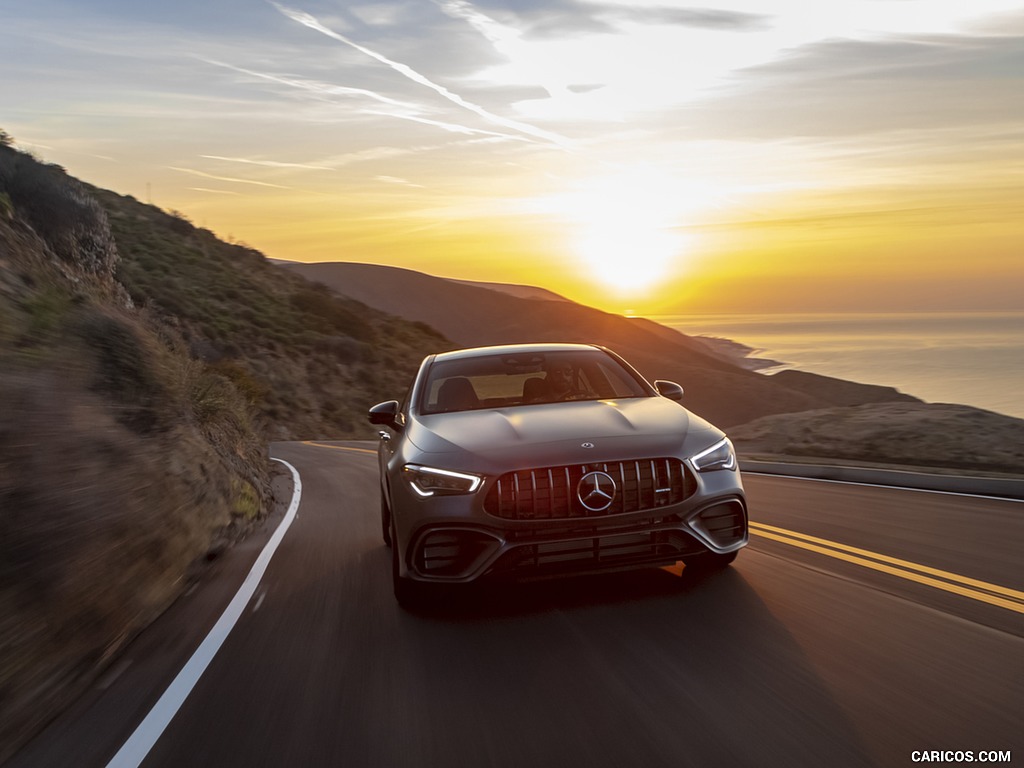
{"left": 105, "top": 457, "right": 302, "bottom": 768}
{"left": 743, "top": 471, "right": 1024, "bottom": 503}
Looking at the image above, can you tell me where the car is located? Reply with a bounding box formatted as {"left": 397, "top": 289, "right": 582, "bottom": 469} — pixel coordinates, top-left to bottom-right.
{"left": 367, "top": 343, "right": 747, "bottom": 606}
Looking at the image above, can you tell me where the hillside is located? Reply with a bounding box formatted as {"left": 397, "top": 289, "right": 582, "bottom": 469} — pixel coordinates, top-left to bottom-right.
{"left": 282, "top": 261, "right": 1024, "bottom": 475}
{"left": 449, "top": 278, "right": 570, "bottom": 302}
{"left": 731, "top": 402, "right": 1024, "bottom": 475}
{"left": 90, "top": 194, "right": 447, "bottom": 439}
{"left": 280, "top": 261, "right": 920, "bottom": 428}
{"left": 0, "top": 137, "right": 447, "bottom": 759}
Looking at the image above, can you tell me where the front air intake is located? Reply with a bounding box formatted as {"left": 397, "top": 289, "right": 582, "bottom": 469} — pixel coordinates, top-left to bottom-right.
{"left": 691, "top": 500, "right": 747, "bottom": 548}
{"left": 413, "top": 530, "right": 496, "bottom": 578}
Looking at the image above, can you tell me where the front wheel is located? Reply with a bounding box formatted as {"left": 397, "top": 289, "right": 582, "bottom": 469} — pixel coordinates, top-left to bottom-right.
{"left": 380, "top": 489, "right": 392, "bottom": 547}
{"left": 391, "top": 519, "right": 423, "bottom": 608}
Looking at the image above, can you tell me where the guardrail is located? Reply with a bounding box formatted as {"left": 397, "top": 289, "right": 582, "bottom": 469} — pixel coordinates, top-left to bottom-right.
{"left": 740, "top": 459, "right": 1024, "bottom": 500}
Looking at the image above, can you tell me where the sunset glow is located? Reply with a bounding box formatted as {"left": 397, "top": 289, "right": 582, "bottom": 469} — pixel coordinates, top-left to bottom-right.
{"left": 2, "top": 0, "right": 1022, "bottom": 313}
{"left": 551, "top": 167, "right": 699, "bottom": 295}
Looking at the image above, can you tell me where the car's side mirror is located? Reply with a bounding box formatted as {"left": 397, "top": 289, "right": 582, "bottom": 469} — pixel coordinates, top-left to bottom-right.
{"left": 654, "top": 380, "right": 684, "bottom": 402}
{"left": 368, "top": 400, "right": 403, "bottom": 430}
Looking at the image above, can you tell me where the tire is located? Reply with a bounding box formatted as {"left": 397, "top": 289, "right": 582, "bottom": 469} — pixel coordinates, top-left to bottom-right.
{"left": 380, "top": 488, "right": 392, "bottom": 548}
{"left": 391, "top": 518, "right": 421, "bottom": 608}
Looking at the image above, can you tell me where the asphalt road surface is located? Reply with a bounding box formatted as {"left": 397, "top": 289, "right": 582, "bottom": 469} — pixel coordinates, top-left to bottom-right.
{"left": 8, "top": 441, "right": 1023, "bottom": 768}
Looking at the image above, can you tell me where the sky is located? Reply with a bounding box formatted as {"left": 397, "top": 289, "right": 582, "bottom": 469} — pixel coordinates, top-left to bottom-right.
{"left": 2, "top": 0, "right": 1023, "bottom": 314}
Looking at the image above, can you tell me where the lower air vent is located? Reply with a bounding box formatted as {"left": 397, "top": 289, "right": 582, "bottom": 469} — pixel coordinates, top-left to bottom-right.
{"left": 691, "top": 501, "right": 746, "bottom": 548}
{"left": 413, "top": 530, "right": 496, "bottom": 577}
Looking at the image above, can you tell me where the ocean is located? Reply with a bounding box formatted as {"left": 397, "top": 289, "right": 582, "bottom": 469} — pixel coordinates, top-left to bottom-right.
{"left": 652, "top": 312, "right": 1024, "bottom": 420}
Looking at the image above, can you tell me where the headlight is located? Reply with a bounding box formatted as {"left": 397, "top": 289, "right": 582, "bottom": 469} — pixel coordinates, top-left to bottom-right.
{"left": 691, "top": 438, "right": 737, "bottom": 472}
{"left": 403, "top": 464, "right": 483, "bottom": 497}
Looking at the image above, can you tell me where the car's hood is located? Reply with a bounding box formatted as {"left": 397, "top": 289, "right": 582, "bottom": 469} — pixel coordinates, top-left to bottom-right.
{"left": 406, "top": 397, "right": 722, "bottom": 471}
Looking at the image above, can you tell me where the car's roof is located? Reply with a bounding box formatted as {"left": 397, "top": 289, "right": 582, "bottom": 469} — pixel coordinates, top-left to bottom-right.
{"left": 432, "top": 343, "right": 603, "bottom": 363}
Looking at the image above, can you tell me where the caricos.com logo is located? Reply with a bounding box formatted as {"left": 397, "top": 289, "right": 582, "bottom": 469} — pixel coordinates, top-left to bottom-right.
{"left": 911, "top": 751, "right": 1012, "bottom": 763}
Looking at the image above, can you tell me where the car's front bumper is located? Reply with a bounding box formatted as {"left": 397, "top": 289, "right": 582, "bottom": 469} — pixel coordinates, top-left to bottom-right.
{"left": 391, "top": 464, "right": 747, "bottom": 584}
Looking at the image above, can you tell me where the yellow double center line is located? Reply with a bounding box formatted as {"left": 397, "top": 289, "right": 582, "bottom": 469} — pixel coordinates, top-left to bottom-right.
{"left": 750, "top": 522, "right": 1024, "bottom": 614}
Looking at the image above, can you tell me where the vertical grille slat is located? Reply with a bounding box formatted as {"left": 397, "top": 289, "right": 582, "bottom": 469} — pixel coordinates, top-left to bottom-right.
{"left": 547, "top": 468, "right": 555, "bottom": 518}
{"left": 485, "top": 458, "right": 696, "bottom": 520}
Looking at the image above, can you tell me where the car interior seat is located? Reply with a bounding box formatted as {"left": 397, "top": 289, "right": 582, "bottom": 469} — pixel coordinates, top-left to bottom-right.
{"left": 436, "top": 377, "right": 480, "bottom": 412}
{"left": 522, "top": 376, "right": 549, "bottom": 403}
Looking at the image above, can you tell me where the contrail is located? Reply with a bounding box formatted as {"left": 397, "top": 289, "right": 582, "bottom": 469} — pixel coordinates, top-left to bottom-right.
{"left": 188, "top": 187, "right": 243, "bottom": 195}
{"left": 168, "top": 167, "right": 292, "bottom": 189}
{"left": 203, "top": 56, "right": 525, "bottom": 141}
{"left": 200, "top": 155, "right": 333, "bottom": 171}
{"left": 201, "top": 57, "right": 415, "bottom": 109}
{"left": 360, "top": 110, "right": 527, "bottom": 140}
{"left": 269, "top": 2, "right": 570, "bottom": 148}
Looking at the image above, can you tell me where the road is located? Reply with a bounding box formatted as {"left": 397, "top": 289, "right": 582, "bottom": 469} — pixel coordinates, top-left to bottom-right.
{"left": 7, "top": 440, "right": 1023, "bottom": 768}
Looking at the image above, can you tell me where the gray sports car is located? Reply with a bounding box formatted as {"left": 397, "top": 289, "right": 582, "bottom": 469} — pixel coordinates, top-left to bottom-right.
{"left": 368, "top": 343, "right": 747, "bottom": 605}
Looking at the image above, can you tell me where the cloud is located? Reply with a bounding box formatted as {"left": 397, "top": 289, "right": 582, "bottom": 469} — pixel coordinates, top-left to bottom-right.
{"left": 679, "top": 31, "right": 1024, "bottom": 142}
{"left": 475, "top": 0, "right": 770, "bottom": 40}
{"left": 434, "top": 0, "right": 517, "bottom": 45}
{"left": 269, "top": 2, "right": 571, "bottom": 147}
{"left": 374, "top": 175, "right": 425, "bottom": 188}
{"left": 617, "top": 7, "right": 771, "bottom": 32}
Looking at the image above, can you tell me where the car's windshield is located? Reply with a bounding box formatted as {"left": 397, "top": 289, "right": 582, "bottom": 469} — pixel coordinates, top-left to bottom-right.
{"left": 418, "top": 350, "right": 651, "bottom": 414}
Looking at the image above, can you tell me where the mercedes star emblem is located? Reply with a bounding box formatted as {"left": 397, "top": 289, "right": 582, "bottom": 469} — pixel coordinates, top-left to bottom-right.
{"left": 577, "top": 470, "right": 617, "bottom": 512}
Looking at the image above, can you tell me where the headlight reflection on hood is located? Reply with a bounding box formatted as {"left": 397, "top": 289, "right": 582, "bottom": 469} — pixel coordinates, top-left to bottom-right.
{"left": 403, "top": 464, "right": 483, "bottom": 497}
{"left": 691, "top": 438, "right": 737, "bottom": 472}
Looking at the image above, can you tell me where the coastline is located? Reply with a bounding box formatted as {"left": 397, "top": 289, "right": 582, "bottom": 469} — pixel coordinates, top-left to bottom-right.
{"left": 651, "top": 311, "right": 1024, "bottom": 420}
{"left": 687, "top": 334, "right": 783, "bottom": 372}
{"left": 649, "top": 313, "right": 1024, "bottom": 481}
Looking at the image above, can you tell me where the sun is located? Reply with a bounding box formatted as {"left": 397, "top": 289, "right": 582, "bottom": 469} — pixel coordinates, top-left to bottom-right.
{"left": 554, "top": 166, "right": 696, "bottom": 297}
{"left": 575, "top": 220, "right": 684, "bottom": 294}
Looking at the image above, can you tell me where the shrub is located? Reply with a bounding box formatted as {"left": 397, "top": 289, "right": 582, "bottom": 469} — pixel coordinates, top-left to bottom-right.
{"left": 70, "top": 308, "right": 166, "bottom": 433}
{"left": 313, "top": 335, "right": 365, "bottom": 362}
{"left": 288, "top": 285, "right": 374, "bottom": 340}
{"left": 231, "top": 476, "right": 261, "bottom": 520}
{"left": 0, "top": 146, "right": 118, "bottom": 275}
{"left": 207, "top": 360, "right": 268, "bottom": 404}
{"left": 165, "top": 210, "right": 194, "bottom": 236}
{"left": 21, "top": 285, "right": 74, "bottom": 344}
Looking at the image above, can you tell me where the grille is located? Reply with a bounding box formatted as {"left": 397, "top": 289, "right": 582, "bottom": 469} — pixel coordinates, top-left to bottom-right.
{"left": 485, "top": 458, "right": 696, "bottom": 520}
